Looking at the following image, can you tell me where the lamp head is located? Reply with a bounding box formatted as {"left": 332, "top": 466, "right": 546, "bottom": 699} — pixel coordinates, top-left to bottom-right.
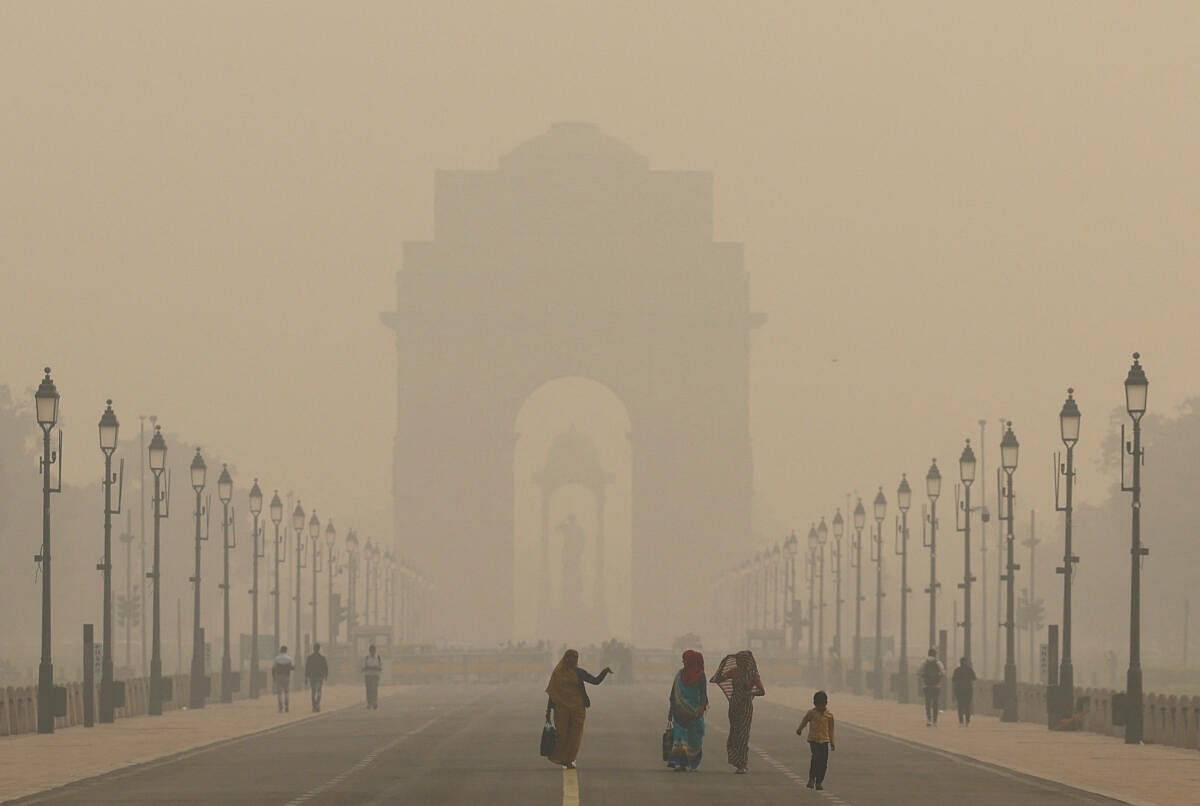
{"left": 817, "top": 517, "right": 828, "bottom": 545}
{"left": 98, "top": 399, "right": 119, "bottom": 454}
{"left": 807, "top": 524, "right": 818, "bottom": 551}
{"left": 873, "top": 486, "right": 887, "bottom": 523}
{"left": 291, "top": 501, "right": 305, "bottom": 533}
{"left": 897, "top": 473, "right": 912, "bottom": 512}
{"left": 1059, "top": 388, "right": 1081, "bottom": 447}
{"left": 1125, "top": 353, "right": 1148, "bottom": 420}
{"left": 832, "top": 508, "right": 844, "bottom": 539}
{"left": 217, "top": 464, "right": 233, "bottom": 504}
{"left": 190, "top": 448, "right": 207, "bottom": 491}
{"left": 1000, "top": 421, "right": 1019, "bottom": 473}
{"left": 926, "top": 458, "right": 941, "bottom": 500}
{"left": 248, "top": 479, "right": 263, "bottom": 515}
{"left": 34, "top": 367, "right": 59, "bottom": 429}
{"left": 269, "top": 491, "right": 283, "bottom": 524}
{"left": 325, "top": 519, "right": 336, "bottom": 548}
{"left": 148, "top": 425, "right": 167, "bottom": 473}
{"left": 308, "top": 511, "right": 320, "bottom": 540}
{"left": 959, "top": 440, "right": 977, "bottom": 486}
{"left": 853, "top": 499, "right": 866, "bottom": 531}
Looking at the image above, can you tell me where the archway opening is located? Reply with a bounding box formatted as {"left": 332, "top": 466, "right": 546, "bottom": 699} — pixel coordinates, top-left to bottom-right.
{"left": 513, "top": 377, "right": 632, "bottom": 644}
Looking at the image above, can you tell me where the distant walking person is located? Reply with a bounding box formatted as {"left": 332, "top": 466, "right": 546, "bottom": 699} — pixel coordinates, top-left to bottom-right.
{"left": 305, "top": 642, "right": 329, "bottom": 713}
{"left": 272, "top": 646, "right": 295, "bottom": 713}
{"left": 952, "top": 656, "right": 977, "bottom": 726}
{"left": 797, "top": 690, "right": 835, "bottom": 790}
{"left": 919, "top": 648, "right": 946, "bottom": 726}
{"left": 711, "top": 650, "right": 765, "bottom": 773}
{"left": 666, "top": 650, "right": 708, "bottom": 771}
{"left": 545, "top": 649, "right": 612, "bottom": 769}
{"left": 362, "top": 644, "right": 383, "bottom": 709}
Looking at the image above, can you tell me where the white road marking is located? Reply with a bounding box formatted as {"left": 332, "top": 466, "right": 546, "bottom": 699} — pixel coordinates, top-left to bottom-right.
{"left": 284, "top": 714, "right": 441, "bottom": 806}
{"left": 562, "top": 767, "right": 580, "bottom": 806}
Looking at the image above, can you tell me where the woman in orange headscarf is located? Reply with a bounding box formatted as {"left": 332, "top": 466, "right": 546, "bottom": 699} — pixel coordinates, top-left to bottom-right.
{"left": 545, "top": 649, "right": 611, "bottom": 768}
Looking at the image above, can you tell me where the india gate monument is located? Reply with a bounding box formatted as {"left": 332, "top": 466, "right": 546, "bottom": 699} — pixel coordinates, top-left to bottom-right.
{"left": 382, "top": 123, "right": 761, "bottom": 646}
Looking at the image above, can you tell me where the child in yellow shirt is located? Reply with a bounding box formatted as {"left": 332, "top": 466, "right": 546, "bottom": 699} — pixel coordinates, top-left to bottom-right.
{"left": 796, "top": 690, "right": 835, "bottom": 790}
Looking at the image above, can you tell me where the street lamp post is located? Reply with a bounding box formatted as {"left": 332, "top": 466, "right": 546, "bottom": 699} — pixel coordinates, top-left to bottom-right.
{"left": 896, "top": 474, "right": 912, "bottom": 703}
{"left": 188, "top": 449, "right": 209, "bottom": 709}
{"left": 1054, "top": 389, "right": 1081, "bottom": 727}
{"left": 217, "top": 465, "right": 235, "bottom": 703}
{"left": 852, "top": 498, "right": 866, "bottom": 694}
{"left": 98, "top": 400, "right": 124, "bottom": 723}
{"left": 832, "top": 510, "right": 845, "bottom": 689}
{"left": 292, "top": 502, "right": 307, "bottom": 659}
{"left": 806, "top": 536, "right": 816, "bottom": 667}
{"left": 147, "top": 426, "right": 169, "bottom": 715}
{"left": 872, "top": 488, "right": 888, "bottom": 699}
{"left": 325, "top": 521, "right": 338, "bottom": 644}
{"left": 34, "top": 368, "right": 62, "bottom": 734}
{"left": 269, "top": 492, "right": 283, "bottom": 657}
{"left": 248, "top": 480, "right": 264, "bottom": 699}
{"left": 782, "top": 532, "right": 797, "bottom": 653}
{"left": 816, "top": 518, "right": 828, "bottom": 684}
{"left": 955, "top": 441, "right": 977, "bottom": 665}
{"left": 309, "top": 512, "right": 321, "bottom": 650}
{"left": 345, "top": 531, "right": 359, "bottom": 635}
{"left": 923, "top": 460, "right": 941, "bottom": 655}
{"left": 998, "top": 423, "right": 1020, "bottom": 722}
{"left": 1122, "top": 353, "right": 1149, "bottom": 744}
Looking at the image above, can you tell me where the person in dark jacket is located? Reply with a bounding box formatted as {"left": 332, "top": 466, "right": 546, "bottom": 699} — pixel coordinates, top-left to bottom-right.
{"left": 918, "top": 648, "right": 945, "bottom": 726}
{"left": 951, "top": 657, "right": 977, "bottom": 726}
{"left": 305, "top": 643, "right": 330, "bottom": 712}
{"left": 544, "top": 649, "right": 612, "bottom": 768}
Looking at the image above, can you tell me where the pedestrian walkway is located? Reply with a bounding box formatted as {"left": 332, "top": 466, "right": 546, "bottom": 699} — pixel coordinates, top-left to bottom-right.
{"left": 0, "top": 684, "right": 406, "bottom": 804}
{"left": 770, "top": 687, "right": 1200, "bottom": 806}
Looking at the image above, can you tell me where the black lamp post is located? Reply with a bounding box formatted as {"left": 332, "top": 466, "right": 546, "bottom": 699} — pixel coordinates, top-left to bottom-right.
{"left": 98, "top": 400, "right": 123, "bottom": 723}
{"left": 872, "top": 487, "right": 888, "bottom": 699}
{"left": 831, "top": 509, "right": 845, "bottom": 688}
{"left": 363, "top": 539, "right": 375, "bottom": 624}
{"left": 1054, "top": 389, "right": 1081, "bottom": 726}
{"left": 248, "top": 480, "right": 264, "bottom": 699}
{"left": 217, "top": 465, "right": 234, "bottom": 703}
{"left": 852, "top": 498, "right": 866, "bottom": 694}
{"left": 896, "top": 474, "right": 912, "bottom": 702}
{"left": 923, "top": 459, "right": 941, "bottom": 655}
{"left": 269, "top": 491, "right": 283, "bottom": 658}
{"left": 188, "top": 448, "right": 209, "bottom": 709}
{"left": 782, "top": 532, "right": 797, "bottom": 653}
{"left": 955, "top": 441, "right": 977, "bottom": 664}
{"left": 309, "top": 512, "right": 321, "bottom": 650}
{"left": 998, "top": 423, "right": 1020, "bottom": 722}
{"left": 806, "top": 527, "right": 818, "bottom": 669}
{"left": 147, "top": 426, "right": 169, "bottom": 715}
{"left": 325, "top": 521, "right": 338, "bottom": 644}
{"left": 345, "top": 530, "right": 359, "bottom": 634}
{"left": 34, "top": 368, "right": 62, "bottom": 733}
{"left": 292, "top": 502, "right": 306, "bottom": 659}
{"left": 816, "top": 518, "right": 828, "bottom": 682}
{"left": 1122, "top": 353, "right": 1149, "bottom": 744}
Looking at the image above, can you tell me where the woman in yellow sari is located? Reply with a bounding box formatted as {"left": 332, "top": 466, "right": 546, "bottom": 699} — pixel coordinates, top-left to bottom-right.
{"left": 545, "top": 649, "right": 612, "bottom": 768}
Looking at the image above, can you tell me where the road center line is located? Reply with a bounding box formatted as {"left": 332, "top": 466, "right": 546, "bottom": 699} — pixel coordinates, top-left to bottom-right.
{"left": 562, "top": 767, "right": 580, "bottom": 806}
{"left": 284, "top": 714, "right": 442, "bottom": 806}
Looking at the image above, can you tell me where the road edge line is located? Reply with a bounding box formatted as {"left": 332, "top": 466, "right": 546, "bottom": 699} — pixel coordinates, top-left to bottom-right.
{"left": 1, "top": 686, "right": 409, "bottom": 805}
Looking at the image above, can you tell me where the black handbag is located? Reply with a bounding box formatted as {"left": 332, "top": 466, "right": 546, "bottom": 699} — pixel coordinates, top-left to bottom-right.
{"left": 661, "top": 715, "right": 674, "bottom": 762}
{"left": 540, "top": 716, "right": 557, "bottom": 757}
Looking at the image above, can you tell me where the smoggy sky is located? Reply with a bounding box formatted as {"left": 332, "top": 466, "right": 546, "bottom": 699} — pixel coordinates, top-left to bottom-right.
{"left": 3, "top": 1, "right": 1198, "bottom": 552}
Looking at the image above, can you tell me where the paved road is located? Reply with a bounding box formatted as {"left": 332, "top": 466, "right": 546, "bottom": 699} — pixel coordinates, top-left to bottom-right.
{"left": 12, "top": 684, "right": 1125, "bottom": 805}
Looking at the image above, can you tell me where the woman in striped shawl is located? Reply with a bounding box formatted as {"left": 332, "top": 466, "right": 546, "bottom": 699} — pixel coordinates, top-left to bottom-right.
{"left": 710, "top": 650, "right": 765, "bottom": 773}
